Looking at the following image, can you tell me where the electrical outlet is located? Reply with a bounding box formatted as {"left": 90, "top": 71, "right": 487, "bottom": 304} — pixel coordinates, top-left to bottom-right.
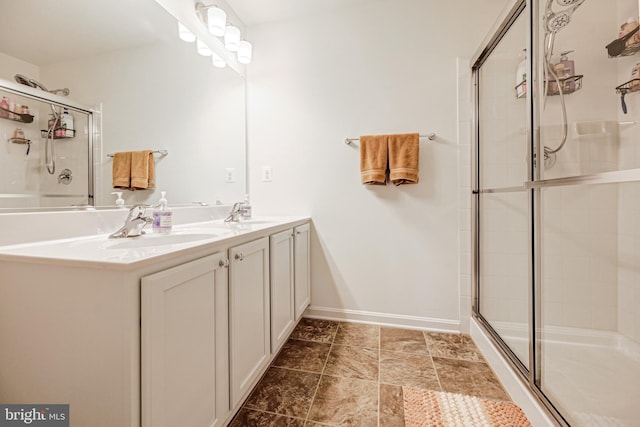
{"left": 261, "top": 166, "right": 273, "bottom": 182}
{"left": 225, "top": 168, "right": 236, "bottom": 183}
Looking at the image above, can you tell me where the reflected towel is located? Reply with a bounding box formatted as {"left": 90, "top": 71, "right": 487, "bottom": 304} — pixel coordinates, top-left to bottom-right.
{"left": 360, "top": 135, "right": 388, "bottom": 185}
{"left": 389, "top": 133, "right": 419, "bottom": 186}
{"left": 112, "top": 151, "right": 131, "bottom": 189}
{"left": 130, "top": 150, "right": 155, "bottom": 190}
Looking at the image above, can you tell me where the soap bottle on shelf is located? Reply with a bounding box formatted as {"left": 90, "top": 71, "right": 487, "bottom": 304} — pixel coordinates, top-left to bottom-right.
{"left": 61, "top": 108, "right": 74, "bottom": 137}
{"left": 515, "top": 48, "right": 527, "bottom": 98}
{"left": 152, "top": 191, "right": 173, "bottom": 233}
{"left": 555, "top": 50, "right": 575, "bottom": 92}
{"left": 0, "top": 97, "right": 9, "bottom": 119}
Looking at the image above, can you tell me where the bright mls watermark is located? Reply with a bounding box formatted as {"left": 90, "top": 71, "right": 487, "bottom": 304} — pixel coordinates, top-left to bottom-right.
{"left": 0, "top": 405, "right": 68, "bottom": 426}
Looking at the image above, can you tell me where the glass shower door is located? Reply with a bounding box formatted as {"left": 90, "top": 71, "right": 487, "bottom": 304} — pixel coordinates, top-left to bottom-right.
{"left": 476, "top": 4, "right": 531, "bottom": 371}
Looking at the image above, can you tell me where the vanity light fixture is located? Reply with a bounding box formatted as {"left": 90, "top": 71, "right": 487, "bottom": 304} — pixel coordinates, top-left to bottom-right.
{"left": 237, "top": 40, "right": 252, "bottom": 64}
{"left": 178, "top": 22, "right": 196, "bottom": 42}
{"left": 197, "top": 38, "right": 212, "bottom": 56}
{"left": 224, "top": 25, "right": 241, "bottom": 52}
{"left": 212, "top": 52, "right": 226, "bottom": 68}
{"left": 207, "top": 6, "right": 227, "bottom": 37}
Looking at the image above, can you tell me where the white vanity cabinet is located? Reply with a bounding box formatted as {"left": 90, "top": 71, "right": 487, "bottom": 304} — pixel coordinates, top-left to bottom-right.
{"left": 228, "top": 237, "right": 271, "bottom": 409}
{"left": 269, "top": 229, "right": 295, "bottom": 353}
{"left": 294, "top": 224, "right": 311, "bottom": 320}
{"left": 141, "top": 253, "right": 229, "bottom": 427}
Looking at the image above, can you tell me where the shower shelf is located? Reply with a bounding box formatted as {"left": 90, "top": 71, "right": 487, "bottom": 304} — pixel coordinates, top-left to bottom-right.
{"left": 0, "top": 113, "right": 34, "bottom": 124}
{"left": 8, "top": 137, "right": 31, "bottom": 145}
{"left": 40, "top": 129, "right": 75, "bottom": 139}
{"left": 607, "top": 40, "right": 640, "bottom": 58}
{"left": 515, "top": 75, "right": 583, "bottom": 99}
{"left": 615, "top": 79, "right": 640, "bottom": 94}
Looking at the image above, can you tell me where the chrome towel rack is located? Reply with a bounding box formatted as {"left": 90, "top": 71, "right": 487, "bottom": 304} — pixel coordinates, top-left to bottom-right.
{"left": 107, "top": 149, "right": 168, "bottom": 158}
{"left": 344, "top": 133, "right": 436, "bottom": 145}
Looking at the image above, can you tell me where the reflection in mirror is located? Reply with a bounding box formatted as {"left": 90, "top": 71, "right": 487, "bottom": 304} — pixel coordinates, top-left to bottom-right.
{"left": 0, "top": 0, "right": 246, "bottom": 211}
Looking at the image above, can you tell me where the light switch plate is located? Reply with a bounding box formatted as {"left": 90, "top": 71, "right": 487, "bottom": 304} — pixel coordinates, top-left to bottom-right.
{"left": 261, "top": 166, "right": 273, "bottom": 182}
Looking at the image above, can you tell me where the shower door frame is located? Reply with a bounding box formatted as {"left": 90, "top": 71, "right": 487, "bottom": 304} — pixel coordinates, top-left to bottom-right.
{"left": 472, "top": 0, "right": 640, "bottom": 425}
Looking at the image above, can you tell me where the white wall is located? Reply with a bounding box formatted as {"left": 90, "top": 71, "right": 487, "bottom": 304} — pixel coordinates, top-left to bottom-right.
{"left": 247, "top": 0, "right": 507, "bottom": 329}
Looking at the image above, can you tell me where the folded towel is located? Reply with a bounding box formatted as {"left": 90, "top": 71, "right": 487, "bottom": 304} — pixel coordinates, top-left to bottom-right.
{"left": 360, "top": 135, "right": 388, "bottom": 185}
{"left": 112, "top": 151, "right": 132, "bottom": 189}
{"left": 130, "top": 150, "right": 155, "bottom": 190}
{"left": 389, "top": 133, "right": 419, "bottom": 186}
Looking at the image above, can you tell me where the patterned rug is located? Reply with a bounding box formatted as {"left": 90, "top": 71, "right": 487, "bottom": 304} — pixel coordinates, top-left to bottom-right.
{"left": 402, "top": 387, "right": 532, "bottom": 427}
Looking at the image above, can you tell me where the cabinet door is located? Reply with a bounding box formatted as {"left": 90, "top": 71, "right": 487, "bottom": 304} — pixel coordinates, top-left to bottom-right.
{"left": 141, "top": 253, "right": 229, "bottom": 427}
{"left": 270, "top": 229, "right": 295, "bottom": 353}
{"left": 229, "top": 237, "right": 270, "bottom": 408}
{"left": 294, "top": 223, "right": 311, "bottom": 320}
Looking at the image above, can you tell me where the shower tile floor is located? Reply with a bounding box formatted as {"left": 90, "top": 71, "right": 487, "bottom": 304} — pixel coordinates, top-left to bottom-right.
{"left": 229, "top": 318, "right": 511, "bottom": 426}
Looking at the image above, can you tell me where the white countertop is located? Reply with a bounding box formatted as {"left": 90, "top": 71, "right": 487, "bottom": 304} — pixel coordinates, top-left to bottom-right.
{"left": 0, "top": 216, "right": 309, "bottom": 269}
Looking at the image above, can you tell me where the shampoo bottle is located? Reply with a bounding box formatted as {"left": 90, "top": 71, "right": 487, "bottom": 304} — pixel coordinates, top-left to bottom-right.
{"left": 111, "top": 191, "right": 125, "bottom": 208}
{"left": 61, "top": 108, "right": 74, "bottom": 137}
{"left": 556, "top": 50, "right": 575, "bottom": 92}
{"left": 152, "top": 191, "right": 173, "bottom": 233}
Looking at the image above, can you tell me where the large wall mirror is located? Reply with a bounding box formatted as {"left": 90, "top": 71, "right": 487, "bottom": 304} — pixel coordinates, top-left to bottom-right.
{"left": 0, "top": 0, "right": 246, "bottom": 210}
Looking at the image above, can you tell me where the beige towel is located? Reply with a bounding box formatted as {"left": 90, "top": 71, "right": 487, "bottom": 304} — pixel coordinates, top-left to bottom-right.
{"left": 360, "top": 135, "right": 388, "bottom": 185}
{"left": 389, "top": 133, "right": 419, "bottom": 186}
{"left": 112, "top": 151, "right": 132, "bottom": 189}
{"left": 130, "top": 150, "right": 155, "bottom": 190}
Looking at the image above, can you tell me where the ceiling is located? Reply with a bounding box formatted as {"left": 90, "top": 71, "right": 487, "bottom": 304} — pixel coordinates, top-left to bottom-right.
{"left": 225, "top": 0, "right": 376, "bottom": 27}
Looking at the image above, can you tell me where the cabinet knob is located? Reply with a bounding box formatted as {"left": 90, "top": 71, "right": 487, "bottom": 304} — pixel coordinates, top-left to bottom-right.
{"left": 235, "top": 253, "right": 244, "bottom": 261}
{"left": 219, "top": 259, "right": 229, "bottom": 268}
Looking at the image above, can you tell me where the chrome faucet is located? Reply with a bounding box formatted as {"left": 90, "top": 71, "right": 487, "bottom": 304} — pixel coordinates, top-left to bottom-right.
{"left": 109, "top": 204, "right": 154, "bottom": 238}
{"left": 225, "top": 202, "right": 246, "bottom": 222}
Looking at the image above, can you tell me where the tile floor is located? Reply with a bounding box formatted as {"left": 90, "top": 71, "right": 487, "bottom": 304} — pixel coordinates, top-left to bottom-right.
{"left": 229, "top": 318, "right": 511, "bottom": 426}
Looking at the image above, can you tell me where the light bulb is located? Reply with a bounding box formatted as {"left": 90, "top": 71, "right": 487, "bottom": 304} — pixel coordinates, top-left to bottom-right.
{"left": 237, "top": 40, "right": 252, "bottom": 64}
{"left": 178, "top": 22, "right": 196, "bottom": 43}
{"left": 197, "top": 39, "right": 212, "bottom": 56}
{"left": 212, "top": 52, "right": 226, "bottom": 68}
{"left": 224, "top": 25, "right": 241, "bottom": 52}
{"left": 207, "top": 6, "right": 227, "bottom": 37}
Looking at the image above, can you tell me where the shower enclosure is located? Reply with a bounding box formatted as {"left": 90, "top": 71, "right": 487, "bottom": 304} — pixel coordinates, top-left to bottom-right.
{"left": 0, "top": 78, "right": 94, "bottom": 209}
{"left": 472, "top": 0, "right": 640, "bottom": 425}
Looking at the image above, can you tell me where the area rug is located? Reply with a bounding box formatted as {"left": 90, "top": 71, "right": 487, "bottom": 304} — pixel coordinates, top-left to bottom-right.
{"left": 402, "top": 387, "right": 532, "bottom": 427}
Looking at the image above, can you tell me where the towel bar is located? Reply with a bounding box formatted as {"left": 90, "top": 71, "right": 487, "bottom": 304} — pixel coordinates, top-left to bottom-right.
{"left": 344, "top": 133, "right": 436, "bottom": 145}
{"left": 107, "top": 150, "right": 168, "bottom": 158}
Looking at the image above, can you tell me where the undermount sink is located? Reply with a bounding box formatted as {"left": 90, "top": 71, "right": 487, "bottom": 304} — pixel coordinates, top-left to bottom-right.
{"left": 105, "top": 232, "right": 218, "bottom": 249}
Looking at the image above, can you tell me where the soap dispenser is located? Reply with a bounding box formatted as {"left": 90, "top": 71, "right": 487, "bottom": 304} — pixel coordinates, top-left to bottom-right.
{"left": 152, "top": 191, "right": 173, "bottom": 233}
{"left": 111, "top": 191, "right": 125, "bottom": 208}
{"left": 240, "top": 194, "right": 252, "bottom": 220}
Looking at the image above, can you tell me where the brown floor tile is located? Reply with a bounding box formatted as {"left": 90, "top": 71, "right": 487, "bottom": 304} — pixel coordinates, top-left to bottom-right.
{"left": 433, "top": 357, "right": 510, "bottom": 401}
{"left": 323, "top": 344, "right": 378, "bottom": 381}
{"left": 290, "top": 318, "right": 339, "bottom": 344}
{"left": 381, "top": 327, "right": 428, "bottom": 354}
{"left": 333, "top": 322, "right": 379, "bottom": 348}
{"left": 379, "top": 350, "right": 441, "bottom": 390}
{"left": 425, "top": 332, "right": 484, "bottom": 362}
{"left": 244, "top": 367, "right": 321, "bottom": 418}
{"left": 379, "top": 383, "right": 404, "bottom": 427}
{"left": 307, "top": 376, "right": 378, "bottom": 426}
{"left": 229, "top": 408, "right": 305, "bottom": 427}
{"left": 273, "top": 339, "right": 331, "bottom": 373}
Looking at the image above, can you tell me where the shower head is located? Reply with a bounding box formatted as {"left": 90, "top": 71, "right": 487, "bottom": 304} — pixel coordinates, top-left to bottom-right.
{"left": 544, "top": 0, "right": 586, "bottom": 34}
{"left": 13, "top": 74, "right": 70, "bottom": 97}
{"left": 14, "top": 74, "right": 49, "bottom": 91}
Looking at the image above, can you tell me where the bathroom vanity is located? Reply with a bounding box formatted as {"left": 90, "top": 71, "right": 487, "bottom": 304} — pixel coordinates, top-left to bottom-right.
{"left": 0, "top": 213, "right": 310, "bottom": 427}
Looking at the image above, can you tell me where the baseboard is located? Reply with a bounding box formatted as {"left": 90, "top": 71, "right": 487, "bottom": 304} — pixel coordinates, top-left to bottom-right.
{"left": 304, "top": 306, "right": 460, "bottom": 332}
{"left": 470, "top": 318, "right": 559, "bottom": 427}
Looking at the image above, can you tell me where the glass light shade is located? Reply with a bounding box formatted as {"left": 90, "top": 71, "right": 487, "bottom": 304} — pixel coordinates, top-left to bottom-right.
{"left": 178, "top": 22, "right": 196, "bottom": 42}
{"left": 207, "top": 6, "right": 227, "bottom": 37}
{"left": 211, "top": 52, "right": 226, "bottom": 68}
{"left": 237, "top": 40, "right": 252, "bottom": 64}
{"left": 196, "top": 39, "right": 212, "bottom": 56}
{"left": 224, "top": 25, "right": 241, "bottom": 52}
